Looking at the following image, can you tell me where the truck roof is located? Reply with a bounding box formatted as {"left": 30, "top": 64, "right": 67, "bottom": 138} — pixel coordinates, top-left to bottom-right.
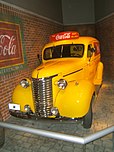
{"left": 44, "top": 36, "right": 99, "bottom": 49}
{"left": 42, "top": 31, "right": 99, "bottom": 49}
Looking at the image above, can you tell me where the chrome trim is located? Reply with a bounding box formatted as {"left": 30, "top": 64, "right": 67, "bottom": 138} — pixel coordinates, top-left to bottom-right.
{"left": 63, "top": 68, "right": 83, "bottom": 77}
{"left": 32, "top": 77, "right": 53, "bottom": 117}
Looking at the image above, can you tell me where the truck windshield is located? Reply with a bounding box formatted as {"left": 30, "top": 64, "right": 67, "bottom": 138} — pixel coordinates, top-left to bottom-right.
{"left": 44, "top": 44, "right": 84, "bottom": 60}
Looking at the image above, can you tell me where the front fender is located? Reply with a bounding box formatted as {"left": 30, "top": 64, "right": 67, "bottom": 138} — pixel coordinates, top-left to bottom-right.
{"left": 12, "top": 79, "right": 35, "bottom": 112}
{"left": 55, "top": 80, "right": 95, "bottom": 118}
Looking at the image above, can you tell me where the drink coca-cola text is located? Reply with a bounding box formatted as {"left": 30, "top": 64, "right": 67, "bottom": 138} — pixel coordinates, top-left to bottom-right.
{"left": 0, "top": 35, "right": 16, "bottom": 56}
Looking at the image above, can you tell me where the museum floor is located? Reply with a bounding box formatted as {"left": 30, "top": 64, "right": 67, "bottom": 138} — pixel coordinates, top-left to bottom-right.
{"left": 0, "top": 77, "right": 114, "bottom": 152}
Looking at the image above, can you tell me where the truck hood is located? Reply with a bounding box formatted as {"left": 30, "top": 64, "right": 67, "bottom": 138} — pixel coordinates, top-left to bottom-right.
{"left": 32, "top": 58, "right": 85, "bottom": 78}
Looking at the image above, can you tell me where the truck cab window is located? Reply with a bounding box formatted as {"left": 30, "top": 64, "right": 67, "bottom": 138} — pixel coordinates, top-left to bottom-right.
{"left": 87, "top": 44, "right": 93, "bottom": 57}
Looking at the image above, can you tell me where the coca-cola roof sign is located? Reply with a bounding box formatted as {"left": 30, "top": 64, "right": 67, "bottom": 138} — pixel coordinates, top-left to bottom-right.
{"left": 50, "top": 31, "right": 79, "bottom": 42}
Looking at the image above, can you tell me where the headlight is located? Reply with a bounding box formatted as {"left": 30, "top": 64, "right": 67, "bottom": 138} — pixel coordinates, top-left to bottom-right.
{"left": 57, "top": 79, "right": 67, "bottom": 89}
{"left": 51, "top": 107, "right": 59, "bottom": 116}
{"left": 24, "top": 105, "right": 31, "bottom": 112}
{"left": 20, "top": 79, "right": 29, "bottom": 88}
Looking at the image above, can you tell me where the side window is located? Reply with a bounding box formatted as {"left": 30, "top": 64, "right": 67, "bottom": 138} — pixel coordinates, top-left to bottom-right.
{"left": 87, "top": 44, "right": 92, "bottom": 57}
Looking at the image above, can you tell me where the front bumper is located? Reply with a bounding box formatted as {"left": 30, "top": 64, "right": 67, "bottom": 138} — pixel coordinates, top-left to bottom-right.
{"left": 8, "top": 103, "right": 35, "bottom": 119}
{"left": 9, "top": 110, "right": 35, "bottom": 119}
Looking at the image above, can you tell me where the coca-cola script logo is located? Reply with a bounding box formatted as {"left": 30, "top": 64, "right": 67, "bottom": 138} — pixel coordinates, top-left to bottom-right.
{"left": 0, "top": 35, "right": 16, "bottom": 57}
{"left": 0, "top": 21, "right": 24, "bottom": 68}
{"left": 55, "top": 32, "right": 71, "bottom": 41}
{"left": 50, "top": 31, "right": 79, "bottom": 42}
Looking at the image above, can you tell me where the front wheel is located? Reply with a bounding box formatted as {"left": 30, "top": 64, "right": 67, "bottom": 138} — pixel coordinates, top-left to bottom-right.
{"left": 83, "top": 96, "right": 94, "bottom": 129}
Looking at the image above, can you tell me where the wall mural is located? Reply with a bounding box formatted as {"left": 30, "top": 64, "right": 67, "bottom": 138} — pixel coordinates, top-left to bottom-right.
{"left": 0, "top": 14, "right": 27, "bottom": 75}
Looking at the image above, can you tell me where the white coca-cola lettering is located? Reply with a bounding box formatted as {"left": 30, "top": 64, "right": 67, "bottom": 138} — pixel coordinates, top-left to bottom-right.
{"left": 0, "top": 35, "right": 16, "bottom": 56}
{"left": 55, "top": 32, "right": 71, "bottom": 40}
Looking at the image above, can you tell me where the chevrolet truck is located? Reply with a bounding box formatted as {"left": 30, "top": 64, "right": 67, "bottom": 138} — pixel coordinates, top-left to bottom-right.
{"left": 8, "top": 31, "right": 103, "bottom": 128}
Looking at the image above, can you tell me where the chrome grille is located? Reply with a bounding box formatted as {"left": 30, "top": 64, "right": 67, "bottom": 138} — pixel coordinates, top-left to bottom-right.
{"left": 32, "top": 77, "right": 53, "bottom": 117}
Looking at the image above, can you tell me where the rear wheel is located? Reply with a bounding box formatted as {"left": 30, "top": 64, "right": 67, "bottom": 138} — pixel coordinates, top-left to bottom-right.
{"left": 83, "top": 96, "right": 94, "bottom": 129}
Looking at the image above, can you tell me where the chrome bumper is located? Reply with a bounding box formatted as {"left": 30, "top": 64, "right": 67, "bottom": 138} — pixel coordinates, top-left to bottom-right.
{"left": 9, "top": 110, "right": 35, "bottom": 119}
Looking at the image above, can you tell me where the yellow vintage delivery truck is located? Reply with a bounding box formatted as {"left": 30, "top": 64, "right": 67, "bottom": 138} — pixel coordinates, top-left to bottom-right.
{"left": 8, "top": 31, "right": 103, "bottom": 128}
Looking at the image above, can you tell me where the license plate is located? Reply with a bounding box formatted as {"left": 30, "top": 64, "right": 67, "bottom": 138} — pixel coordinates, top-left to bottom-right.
{"left": 8, "top": 103, "right": 20, "bottom": 110}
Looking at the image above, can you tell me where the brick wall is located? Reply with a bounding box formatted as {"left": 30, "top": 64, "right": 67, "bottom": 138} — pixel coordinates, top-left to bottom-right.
{"left": 64, "top": 24, "right": 95, "bottom": 37}
{"left": 95, "top": 14, "right": 114, "bottom": 81}
{"left": 0, "top": 3, "right": 63, "bottom": 120}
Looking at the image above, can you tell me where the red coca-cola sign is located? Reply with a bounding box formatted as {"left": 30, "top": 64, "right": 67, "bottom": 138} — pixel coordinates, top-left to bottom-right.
{"left": 0, "top": 21, "right": 24, "bottom": 68}
{"left": 50, "top": 31, "right": 79, "bottom": 42}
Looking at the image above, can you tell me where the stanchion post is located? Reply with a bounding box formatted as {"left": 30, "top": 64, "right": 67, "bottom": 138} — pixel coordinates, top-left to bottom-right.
{"left": 112, "top": 132, "right": 114, "bottom": 151}
{"left": 82, "top": 144, "right": 86, "bottom": 152}
{"left": 0, "top": 112, "right": 5, "bottom": 148}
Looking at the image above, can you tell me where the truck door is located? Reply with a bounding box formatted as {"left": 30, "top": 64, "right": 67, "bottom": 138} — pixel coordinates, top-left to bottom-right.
{"left": 86, "top": 43, "right": 100, "bottom": 82}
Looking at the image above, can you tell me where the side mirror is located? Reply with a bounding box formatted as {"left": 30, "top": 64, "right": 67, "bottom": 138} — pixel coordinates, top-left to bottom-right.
{"left": 91, "top": 48, "right": 95, "bottom": 53}
{"left": 37, "top": 54, "right": 40, "bottom": 59}
{"left": 89, "top": 48, "right": 95, "bottom": 57}
{"left": 37, "top": 54, "right": 42, "bottom": 65}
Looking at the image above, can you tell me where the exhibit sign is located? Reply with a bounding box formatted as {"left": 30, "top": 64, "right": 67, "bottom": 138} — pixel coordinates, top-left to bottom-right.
{"left": 0, "top": 14, "right": 27, "bottom": 75}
